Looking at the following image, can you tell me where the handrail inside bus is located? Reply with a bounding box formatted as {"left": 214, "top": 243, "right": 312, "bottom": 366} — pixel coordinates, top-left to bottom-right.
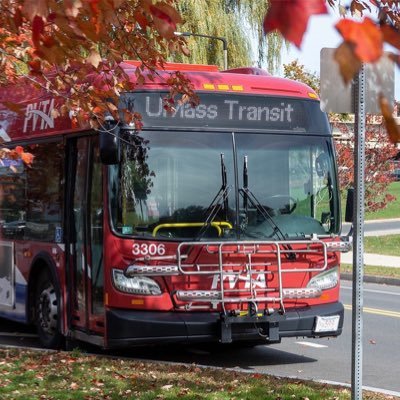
{"left": 152, "top": 221, "right": 233, "bottom": 237}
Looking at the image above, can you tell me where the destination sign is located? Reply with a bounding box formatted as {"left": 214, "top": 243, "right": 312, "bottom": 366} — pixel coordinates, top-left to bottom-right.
{"left": 121, "top": 92, "right": 328, "bottom": 133}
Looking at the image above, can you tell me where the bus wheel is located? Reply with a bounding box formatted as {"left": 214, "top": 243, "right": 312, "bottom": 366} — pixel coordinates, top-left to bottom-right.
{"left": 35, "top": 271, "right": 63, "bottom": 349}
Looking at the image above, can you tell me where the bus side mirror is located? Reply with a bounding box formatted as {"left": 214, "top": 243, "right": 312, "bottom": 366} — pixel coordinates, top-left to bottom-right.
{"left": 345, "top": 187, "right": 354, "bottom": 223}
{"left": 99, "top": 119, "right": 120, "bottom": 165}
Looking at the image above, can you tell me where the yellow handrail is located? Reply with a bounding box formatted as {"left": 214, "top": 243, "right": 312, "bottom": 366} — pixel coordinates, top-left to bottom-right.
{"left": 152, "top": 221, "right": 233, "bottom": 237}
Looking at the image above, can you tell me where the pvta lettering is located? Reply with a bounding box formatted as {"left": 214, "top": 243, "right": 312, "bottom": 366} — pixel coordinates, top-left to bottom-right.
{"left": 23, "top": 99, "right": 55, "bottom": 133}
{"left": 211, "top": 272, "right": 266, "bottom": 290}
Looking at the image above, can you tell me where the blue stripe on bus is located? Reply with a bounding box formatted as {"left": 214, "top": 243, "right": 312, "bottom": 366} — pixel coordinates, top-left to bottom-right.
{"left": 0, "top": 283, "right": 28, "bottom": 324}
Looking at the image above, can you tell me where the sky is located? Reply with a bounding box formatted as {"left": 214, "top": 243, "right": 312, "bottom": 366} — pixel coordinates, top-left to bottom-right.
{"left": 278, "top": 10, "right": 400, "bottom": 100}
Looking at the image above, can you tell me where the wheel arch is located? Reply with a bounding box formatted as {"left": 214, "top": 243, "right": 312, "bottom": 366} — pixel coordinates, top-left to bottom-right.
{"left": 27, "top": 252, "right": 61, "bottom": 325}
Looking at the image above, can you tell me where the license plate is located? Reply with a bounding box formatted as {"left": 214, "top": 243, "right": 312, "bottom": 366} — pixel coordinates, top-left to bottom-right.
{"left": 314, "top": 315, "right": 340, "bottom": 333}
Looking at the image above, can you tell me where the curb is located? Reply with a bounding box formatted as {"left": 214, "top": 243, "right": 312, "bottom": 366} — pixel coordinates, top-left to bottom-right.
{"left": 341, "top": 273, "right": 400, "bottom": 286}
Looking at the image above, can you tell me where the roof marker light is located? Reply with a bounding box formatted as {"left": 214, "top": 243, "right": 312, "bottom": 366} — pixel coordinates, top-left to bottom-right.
{"left": 203, "top": 83, "right": 215, "bottom": 90}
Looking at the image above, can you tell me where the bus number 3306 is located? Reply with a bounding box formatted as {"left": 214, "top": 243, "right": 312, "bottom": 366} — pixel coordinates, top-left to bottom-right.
{"left": 132, "top": 243, "right": 166, "bottom": 256}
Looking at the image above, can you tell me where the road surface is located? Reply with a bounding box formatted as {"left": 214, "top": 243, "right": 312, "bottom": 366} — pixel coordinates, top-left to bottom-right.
{"left": 1, "top": 281, "right": 399, "bottom": 394}
{"left": 342, "top": 219, "right": 400, "bottom": 236}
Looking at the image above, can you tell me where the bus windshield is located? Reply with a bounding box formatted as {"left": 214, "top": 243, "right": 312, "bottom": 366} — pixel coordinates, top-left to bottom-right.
{"left": 109, "top": 129, "right": 339, "bottom": 241}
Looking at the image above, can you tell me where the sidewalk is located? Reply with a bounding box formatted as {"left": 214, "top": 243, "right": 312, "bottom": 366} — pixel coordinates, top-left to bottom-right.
{"left": 340, "top": 218, "right": 400, "bottom": 284}
{"left": 340, "top": 251, "right": 400, "bottom": 286}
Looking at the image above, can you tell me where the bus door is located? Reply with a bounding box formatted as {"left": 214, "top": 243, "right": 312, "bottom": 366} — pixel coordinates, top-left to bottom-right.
{"left": 66, "top": 136, "right": 104, "bottom": 337}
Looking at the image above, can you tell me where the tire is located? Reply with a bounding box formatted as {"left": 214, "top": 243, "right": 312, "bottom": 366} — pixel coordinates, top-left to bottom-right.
{"left": 35, "top": 270, "right": 64, "bottom": 349}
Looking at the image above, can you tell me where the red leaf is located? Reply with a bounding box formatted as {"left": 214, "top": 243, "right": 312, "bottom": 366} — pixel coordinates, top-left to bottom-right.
{"left": 1, "top": 102, "right": 24, "bottom": 115}
{"left": 22, "top": 0, "right": 48, "bottom": 20}
{"left": 381, "top": 24, "right": 400, "bottom": 51}
{"left": 32, "top": 15, "right": 44, "bottom": 47}
{"left": 335, "top": 17, "right": 382, "bottom": 62}
{"left": 28, "top": 59, "right": 42, "bottom": 74}
{"left": 134, "top": 10, "right": 149, "bottom": 30}
{"left": 42, "top": 35, "right": 56, "bottom": 48}
{"left": 379, "top": 94, "right": 400, "bottom": 144}
{"left": 21, "top": 152, "right": 34, "bottom": 165}
{"left": 13, "top": 7, "right": 23, "bottom": 31}
{"left": 388, "top": 52, "right": 400, "bottom": 67}
{"left": 334, "top": 41, "right": 361, "bottom": 85}
{"left": 149, "top": 2, "right": 182, "bottom": 39}
{"left": 15, "top": 146, "right": 24, "bottom": 155}
{"left": 263, "top": 0, "right": 327, "bottom": 48}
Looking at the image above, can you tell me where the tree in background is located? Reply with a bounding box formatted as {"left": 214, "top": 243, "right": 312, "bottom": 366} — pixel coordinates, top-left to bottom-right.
{"left": 0, "top": 0, "right": 197, "bottom": 129}
{"left": 173, "top": 0, "right": 283, "bottom": 72}
{"left": 284, "top": 60, "right": 397, "bottom": 212}
{"left": 0, "top": 0, "right": 400, "bottom": 145}
{"left": 334, "top": 117, "right": 398, "bottom": 212}
{"left": 283, "top": 60, "right": 320, "bottom": 94}
{"left": 263, "top": 0, "right": 400, "bottom": 144}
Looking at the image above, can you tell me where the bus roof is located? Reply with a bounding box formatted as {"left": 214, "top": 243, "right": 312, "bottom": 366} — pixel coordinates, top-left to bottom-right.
{"left": 0, "top": 61, "right": 319, "bottom": 142}
{"left": 120, "top": 61, "right": 317, "bottom": 99}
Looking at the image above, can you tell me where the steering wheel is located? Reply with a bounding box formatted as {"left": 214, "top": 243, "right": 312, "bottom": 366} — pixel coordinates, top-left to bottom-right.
{"left": 263, "top": 195, "right": 297, "bottom": 215}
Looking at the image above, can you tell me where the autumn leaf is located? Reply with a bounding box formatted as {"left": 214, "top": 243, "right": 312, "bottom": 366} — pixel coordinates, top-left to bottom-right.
{"left": 86, "top": 49, "right": 102, "bottom": 68}
{"left": 388, "top": 52, "right": 400, "bottom": 68}
{"left": 263, "top": 0, "right": 327, "bottom": 48}
{"left": 22, "top": 0, "right": 48, "bottom": 20}
{"left": 42, "top": 35, "right": 56, "bottom": 48}
{"left": 334, "top": 42, "right": 361, "bottom": 84}
{"left": 381, "top": 24, "right": 400, "bottom": 51}
{"left": 28, "top": 59, "right": 42, "bottom": 74}
{"left": 13, "top": 7, "right": 23, "bottom": 31}
{"left": 379, "top": 93, "right": 400, "bottom": 144}
{"left": 1, "top": 101, "right": 24, "bottom": 114}
{"left": 149, "top": 2, "right": 182, "bottom": 39}
{"left": 335, "top": 17, "right": 383, "bottom": 63}
{"left": 7, "top": 146, "right": 34, "bottom": 165}
{"left": 134, "top": 10, "right": 149, "bottom": 30}
{"left": 14, "top": 146, "right": 24, "bottom": 155}
{"left": 21, "top": 152, "right": 34, "bottom": 164}
{"left": 32, "top": 15, "right": 45, "bottom": 48}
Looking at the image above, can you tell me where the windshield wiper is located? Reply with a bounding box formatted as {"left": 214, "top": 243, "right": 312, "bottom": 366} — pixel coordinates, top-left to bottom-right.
{"left": 239, "top": 156, "right": 295, "bottom": 260}
{"left": 196, "top": 153, "right": 231, "bottom": 240}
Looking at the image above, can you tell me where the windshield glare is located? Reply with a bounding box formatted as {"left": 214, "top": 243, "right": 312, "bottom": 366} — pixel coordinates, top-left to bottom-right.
{"left": 109, "top": 131, "right": 339, "bottom": 240}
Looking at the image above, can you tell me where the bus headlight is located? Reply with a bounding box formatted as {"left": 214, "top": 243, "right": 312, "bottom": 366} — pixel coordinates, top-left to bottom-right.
{"left": 112, "top": 269, "right": 162, "bottom": 295}
{"left": 307, "top": 266, "right": 339, "bottom": 290}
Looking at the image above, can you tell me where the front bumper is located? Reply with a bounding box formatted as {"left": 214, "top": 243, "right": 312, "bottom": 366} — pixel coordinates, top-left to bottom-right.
{"left": 105, "top": 302, "right": 344, "bottom": 348}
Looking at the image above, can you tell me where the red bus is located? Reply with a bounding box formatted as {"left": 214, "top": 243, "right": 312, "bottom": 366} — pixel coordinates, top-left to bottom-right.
{"left": 0, "top": 62, "right": 348, "bottom": 349}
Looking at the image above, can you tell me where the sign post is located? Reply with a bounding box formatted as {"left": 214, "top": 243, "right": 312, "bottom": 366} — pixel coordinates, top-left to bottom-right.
{"left": 351, "top": 64, "right": 366, "bottom": 400}
{"left": 320, "top": 48, "right": 394, "bottom": 400}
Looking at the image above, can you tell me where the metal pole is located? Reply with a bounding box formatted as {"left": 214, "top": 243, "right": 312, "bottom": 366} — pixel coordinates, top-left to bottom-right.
{"left": 174, "top": 32, "right": 228, "bottom": 70}
{"left": 351, "top": 64, "right": 366, "bottom": 400}
{"left": 223, "top": 47, "right": 228, "bottom": 71}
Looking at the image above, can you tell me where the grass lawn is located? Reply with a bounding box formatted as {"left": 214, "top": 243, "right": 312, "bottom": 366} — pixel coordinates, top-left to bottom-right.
{"left": 365, "top": 181, "right": 400, "bottom": 220}
{"left": 0, "top": 349, "right": 395, "bottom": 400}
{"left": 341, "top": 263, "right": 400, "bottom": 279}
{"left": 364, "top": 235, "right": 400, "bottom": 257}
{"left": 341, "top": 234, "right": 400, "bottom": 278}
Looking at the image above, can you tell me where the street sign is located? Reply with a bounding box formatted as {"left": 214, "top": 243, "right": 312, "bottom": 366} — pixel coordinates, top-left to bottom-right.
{"left": 320, "top": 47, "right": 395, "bottom": 114}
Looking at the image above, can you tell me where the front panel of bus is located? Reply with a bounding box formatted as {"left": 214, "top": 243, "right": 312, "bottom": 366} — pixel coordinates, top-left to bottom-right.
{"left": 101, "top": 91, "right": 344, "bottom": 347}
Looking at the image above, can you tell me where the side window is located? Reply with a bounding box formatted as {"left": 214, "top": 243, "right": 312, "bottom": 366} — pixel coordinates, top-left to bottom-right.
{"left": 24, "top": 142, "right": 64, "bottom": 242}
{"left": 0, "top": 142, "right": 65, "bottom": 242}
{"left": 0, "top": 159, "right": 26, "bottom": 239}
{"left": 0, "top": 142, "right": 64, "bottom": 242}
